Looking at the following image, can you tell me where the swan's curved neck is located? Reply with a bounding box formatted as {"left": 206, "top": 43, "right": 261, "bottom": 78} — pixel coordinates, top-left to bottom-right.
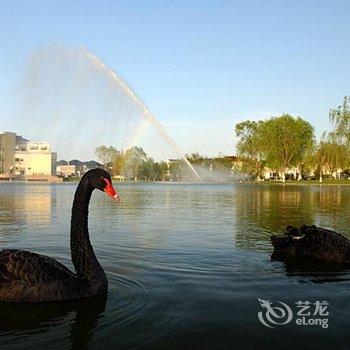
{"left": 70, "top": 180, "right": 106, "bottom": 286}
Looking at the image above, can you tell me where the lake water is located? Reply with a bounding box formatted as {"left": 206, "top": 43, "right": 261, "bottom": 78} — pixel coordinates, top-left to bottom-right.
{"left": 0, "top": 182, "right": 349, "bottom": 349}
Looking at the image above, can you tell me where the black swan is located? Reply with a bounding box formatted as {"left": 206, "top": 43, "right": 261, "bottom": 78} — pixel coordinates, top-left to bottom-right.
{"left": 271, "top": 225, "right": 350, "bottom": 264}
{"left": 0, "top": 169, "right": 119, "bottom": 302}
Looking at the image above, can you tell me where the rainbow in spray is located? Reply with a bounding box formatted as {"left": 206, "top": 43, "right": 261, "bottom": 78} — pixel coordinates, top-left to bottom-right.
{"left": 81, "top": 47, "right": 202, "bottom": 182}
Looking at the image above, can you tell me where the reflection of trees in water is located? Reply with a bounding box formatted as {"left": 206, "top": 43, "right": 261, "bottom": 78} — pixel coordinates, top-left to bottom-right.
{"left": 313, "top": 186, "right": 350, "bottom": 235}
{"left": 0, "top": 295, "right": 106, "bottom": 349}
{"left": 234, "top": 185, "right": 350, "bottom": 251}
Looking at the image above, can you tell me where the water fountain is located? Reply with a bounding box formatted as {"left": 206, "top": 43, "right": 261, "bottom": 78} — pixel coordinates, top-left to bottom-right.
{"left": 81, "top": 48, "right": 202, "bottom": 182}
{"left": 16, "top": 45, "right": 202, "bottom": 182}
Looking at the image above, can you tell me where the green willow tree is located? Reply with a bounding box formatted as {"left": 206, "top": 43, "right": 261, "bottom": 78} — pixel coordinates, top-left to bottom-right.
{"left": 327, "top": 135, "right": 348, "bottom": 179}
{"left": 329, "top": 96, "right": 350, "bottom": 143}
{"left": 315, "top": 133, "right": 348, "bottom": 182}
{"left": 326, "top": 97, "right": 350, "bottom": 180}
{"left": 315, "top": 133, "right": 333, "bottom": 183}
{"left": 300, "top": 142, "right": 317, "bottom": 180}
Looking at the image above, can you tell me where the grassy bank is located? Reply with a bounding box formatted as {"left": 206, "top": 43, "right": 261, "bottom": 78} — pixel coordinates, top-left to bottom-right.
{"left": 254, "top": 179, "right": 350, "bottom": 185}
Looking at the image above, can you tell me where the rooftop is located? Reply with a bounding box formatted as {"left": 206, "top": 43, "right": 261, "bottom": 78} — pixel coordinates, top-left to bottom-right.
{"left": 16, "top": 135, "right": 29, "bottom": 143}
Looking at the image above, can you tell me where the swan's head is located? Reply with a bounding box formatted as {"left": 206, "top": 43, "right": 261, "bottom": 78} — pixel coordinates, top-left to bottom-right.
{"left": 270, "top": 234, "right": 304, "bottom": 261}
{"left": 271, "top": 235, "right": 292, "bottom": 251}
{"left": 84, "top": 168, "right": 120, "bottom": 202}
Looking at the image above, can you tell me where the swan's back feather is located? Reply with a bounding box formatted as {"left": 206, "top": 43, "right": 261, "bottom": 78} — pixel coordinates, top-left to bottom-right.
{"left": 0, "top": 249, "right": 75, "bottom": 284}
{"left": 271, "top": 225, "right": 350, "bottom": 264}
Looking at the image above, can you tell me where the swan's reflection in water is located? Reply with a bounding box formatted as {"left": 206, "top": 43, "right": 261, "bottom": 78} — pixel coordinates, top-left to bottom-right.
{"left": 0, "top": 295, "right": 106, "bottom": 349}
{"left": 271, "top": 253, "right": 350, "bottom": 283}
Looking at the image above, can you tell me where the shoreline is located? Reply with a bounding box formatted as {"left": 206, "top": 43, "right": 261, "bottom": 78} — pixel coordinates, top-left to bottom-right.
{"left": 251, "top": 180, "right": 350, "bottom": 186}
{"left": 2, "top": 179, "right": 350, "bottom": 186}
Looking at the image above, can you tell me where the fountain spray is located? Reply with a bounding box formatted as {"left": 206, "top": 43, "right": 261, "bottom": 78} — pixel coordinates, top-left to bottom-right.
{"left": 81, "top": 48, "right": 202, "bottom": 182}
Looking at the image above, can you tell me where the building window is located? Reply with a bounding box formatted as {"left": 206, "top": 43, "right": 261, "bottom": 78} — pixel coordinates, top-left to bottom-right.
{"left": 15, "top": 158, "right": 20, "bottom": 162}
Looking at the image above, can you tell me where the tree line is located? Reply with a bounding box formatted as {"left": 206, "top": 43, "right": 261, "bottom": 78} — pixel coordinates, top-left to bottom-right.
{"left": 95, "top": 145, "right": 167, "bottom": 181}
{"left": 234, "top": 96, "right": 350, "bottom": 182}
{"left": 95, "top": 146, "right": 236, "bottom": 181}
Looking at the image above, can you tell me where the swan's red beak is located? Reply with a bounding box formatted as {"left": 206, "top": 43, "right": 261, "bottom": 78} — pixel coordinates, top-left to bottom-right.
{"left": 103, "top": 179, "right": 120, "bottom": 202}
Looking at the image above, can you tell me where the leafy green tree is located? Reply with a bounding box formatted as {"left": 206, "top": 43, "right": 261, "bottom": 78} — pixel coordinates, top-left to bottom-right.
{"left": 139, "top": 158, "right": 157, "bottom": 181}
{"left": 168, "top": 159, "right": 186, "bottom": 181}
{"left": 95, "top": 145, "right": 125, "bottom": 176}
{"left": 258, "top": 114, "right": 314, "bottom": 182}
{"left": 301, "top": 142, "right": 317, "bottom": 179}
{"left": 212, "top": 156, "right": 234, "bottom": 169}
{"left": 161, "top": 162, "right": 169, "bottom": 179}
{"left": 96, "top": 145, "right": 174, "bottom": 181}
{"left": 151, "top": 161, "right": 164, "bottom": 181}
{"left": 186, "top": 152, "right": 203, "bottom": 162}
{"left": 113, "top": 152, "right": 125, "bottom": 176}
{"left": 315, "top": 133, "right": 332, "bottom": 183}
{"left": 235, "top": 121, "right": 264, "bottom": 180}
{"left": 124, "top": 146, "right": 148, "bottom": 180}
{"left": 95, "top": 145, "right": 117, "bottom": 166}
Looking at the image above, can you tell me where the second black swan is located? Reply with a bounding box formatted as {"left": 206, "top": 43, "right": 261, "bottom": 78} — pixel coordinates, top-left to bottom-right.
{"left": 271, "top": 225, "right": 350, "bottom": 264}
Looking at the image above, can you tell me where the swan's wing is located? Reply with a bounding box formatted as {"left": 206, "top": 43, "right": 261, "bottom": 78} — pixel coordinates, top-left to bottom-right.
{"left": 0, "top": 249, "right": 75, "bottom": 284}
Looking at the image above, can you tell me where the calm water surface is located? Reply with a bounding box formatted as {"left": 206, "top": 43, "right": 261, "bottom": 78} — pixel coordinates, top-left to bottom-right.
{"left": 0, "top": 183, "right": 349, "bottom": 349}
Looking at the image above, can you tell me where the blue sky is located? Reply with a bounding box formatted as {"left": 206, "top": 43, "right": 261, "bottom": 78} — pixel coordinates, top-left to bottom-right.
{"left": 1, "top": 0, "right": 350, "bottom": 159}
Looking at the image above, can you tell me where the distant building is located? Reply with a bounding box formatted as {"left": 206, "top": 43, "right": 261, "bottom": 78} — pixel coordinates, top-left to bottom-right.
{"left": 0, "top": 131, "right": 16, "bottom": 174}
{"left": 57, "top": 164, "right": 77, "bottom": 177}
{"left": 14, "top": 139, "right": 57, "bottom": 176}
{"left": 0, "top": 133, "right": 58, "bottom": 176}
{"left": 57, "top": 159, "right": 104, "bottom": 177}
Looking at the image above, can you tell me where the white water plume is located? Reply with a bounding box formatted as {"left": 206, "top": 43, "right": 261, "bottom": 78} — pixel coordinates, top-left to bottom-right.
{"left": 81, "top": 48, "right": 202, "bottom": 182}
{"left": 12, "top": 45, "right": 202, "bottom": 181}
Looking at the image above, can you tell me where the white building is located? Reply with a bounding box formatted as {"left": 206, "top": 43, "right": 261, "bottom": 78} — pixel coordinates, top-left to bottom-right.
{"left": 14, "top": 140, "right": 57, "bottom": 176}
{"left": 57, "top": 164, "right": 77, "bottom": 177}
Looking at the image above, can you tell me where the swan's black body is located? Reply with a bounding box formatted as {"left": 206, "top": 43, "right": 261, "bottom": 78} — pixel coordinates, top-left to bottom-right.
{"left": 271, "top": 225, "right": 350, "bottom": 264}
{"left": 0, "top": 169, "right": 119, "bottom": 302}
